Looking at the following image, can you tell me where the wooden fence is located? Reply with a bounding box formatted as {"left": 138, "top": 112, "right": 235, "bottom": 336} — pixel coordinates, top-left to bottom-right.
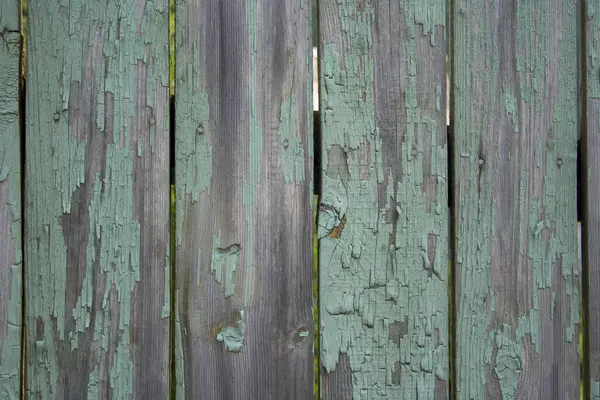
{"left": 0, "top": 0, "right": 598, "bottom": 398}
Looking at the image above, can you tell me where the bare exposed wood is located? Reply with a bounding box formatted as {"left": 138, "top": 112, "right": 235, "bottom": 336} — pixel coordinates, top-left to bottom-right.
{"left": 453, "top": 0, "right": 581, "bottom": 398}
{"left": 24, "top": 1, "right": 171, "bottom": 397}
{"left": 174, "top": 1, "right": 314, "bottom": 398}
{"left": 317, "top": 0, "right": 449, "bottom": 398}
{"left": 0, "top": 0, "right": 22, "bottom": 398}
{"left": 585, "top": 1, "right": 600, "bottom": 397}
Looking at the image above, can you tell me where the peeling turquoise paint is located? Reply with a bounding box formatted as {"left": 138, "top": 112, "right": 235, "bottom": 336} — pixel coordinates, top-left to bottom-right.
{"left": 86, "top": 147, "right": 140, "bottom": 398}
{"left": 0, "top": 5, "right": 22, "bottom": 396}
{"left": 454, "top": 0, "right": 579, "bottom": 398}
{"left": 319, "top": 0, "right": 448, "bottom": 397}
{"left": 26, "top": 0, "right": 170, "bottom": 397}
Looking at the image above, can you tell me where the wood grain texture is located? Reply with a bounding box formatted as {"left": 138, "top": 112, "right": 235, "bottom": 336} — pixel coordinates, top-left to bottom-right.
{"left": 453, "top": 0, "right": 580, "bottom": 398}
{"left": 174, "top": 1, "right": 314, "bottom": 398}
{"left": 24, "top": 1, "right": 170, "bottom": 398}
{"left": 586, "top": 1, "right": 600, "bottom": 397}
{"left": 0, "top": 0, "right": 22, "bottom": 398}
{"left": 318, "top": 0, "right": 449, "bottom": 398}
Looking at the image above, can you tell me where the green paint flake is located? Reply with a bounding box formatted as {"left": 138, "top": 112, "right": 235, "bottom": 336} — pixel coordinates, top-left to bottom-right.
{"left": 278, "top": 98, "right": 306, "bottom": 184}
{"left": 174, "top": 290, "right": 186, "bottom": 399}
{"left": 491, "top": 326, "right": 522, "bottom": 400}
{"left": 162, "top": 253, "right": 170, "bottom": 318}
{"left": 319, "top": 1, "right": 448, "bottom": 398}
{"left": 592, "top": 380, "right": 600, "bottom": 400}
{"left": 211, "top": 231, "right": 241, "bottom": 298}
{"left": 502, "top": 90, "right": 518, "bottom": 133}
{"left": 216, "top": 310, "right": 246, "bottom": 353}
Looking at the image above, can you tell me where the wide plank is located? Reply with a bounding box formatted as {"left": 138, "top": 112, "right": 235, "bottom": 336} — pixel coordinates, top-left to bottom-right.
{"left": 453, "top": 0, "right": 580, "bottom": 398}
{"left": 318, "top": 0, "right": 449, "bottom": 398}
{"left": 24, "top": 1, "right": 171, "bottom": 397}
{"left": 585, "top": 1, "right": 600, "bottom": 397}
{"left": 174, "top": 1, "right": 314, "bottom": 398}
{"left": 0, "top": 0, "right": 22, "bottom": 398}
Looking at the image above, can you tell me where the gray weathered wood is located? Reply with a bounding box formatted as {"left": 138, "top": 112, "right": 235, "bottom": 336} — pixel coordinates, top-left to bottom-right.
{"left": 586, "top": 2, "right": 600, "bottom": 397}
{"left": 453, "top": 0, "right": 580, "bottom": 398}
{"left": 318, "top": 0, "right": 449, "bottom": 398}
{"left": 25, "top": 1, "right": 171, "bottom": 397}
{"left": 0, "top": 0, "right": 22, "bottom": 398}
{"left": 174, "top": 1, "right": 314, "bottom": 398}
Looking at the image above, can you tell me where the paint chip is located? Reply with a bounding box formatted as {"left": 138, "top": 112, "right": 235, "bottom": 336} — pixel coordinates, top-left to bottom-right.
{"left": 216, "top": 310, "right": 245, "bottom": 352}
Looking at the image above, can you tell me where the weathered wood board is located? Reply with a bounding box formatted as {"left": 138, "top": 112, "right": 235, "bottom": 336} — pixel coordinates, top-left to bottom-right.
{"left": 586, "top": 1, "right": 600, "bottom": 397}
{"left": 24, "top": 1, "right": 171, "bottom": 397}
{"left": 453, "top": 0, "right": 580, "bottom": 398}
{"left": 0, "top": 0, "right": 22, "bottom": 398}
{"left": 174, "top": 1, "right": 314, "bottom": 398}
{"left": 318, "top": 0, "right": 449, "bottom": 398}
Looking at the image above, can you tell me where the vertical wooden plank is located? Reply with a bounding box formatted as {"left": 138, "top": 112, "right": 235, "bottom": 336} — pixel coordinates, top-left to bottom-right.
{"left": 318, "top": 0, "right": 449, "bottom": 398}
{"left": 174, "top": 0, "right": 314, "bottom": 398}
{"left": 0, "top": 0, "right": 22, "bottom": 398}
{"left": 25, "top": 1, "right": 170, "bottom": 398}
{"left": 586, "top": 1, "right": 600, "bottom": 397}
{"left": 453, "top": 0, "right": 580, "bottom": 398}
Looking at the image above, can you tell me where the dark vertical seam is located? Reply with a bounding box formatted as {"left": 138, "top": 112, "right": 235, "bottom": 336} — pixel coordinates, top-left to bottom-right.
{"left": 579, "top": 0, "right": 590, "bottom": 398}
{"left": 19, "top": 0, "right": 27, "bottom": 398}
{"left": 169, "top": 0, "right": 176, "bottom": 398}
{"left": 447, "top": 0, "right": 456, "bottom": 397}
{"left": 313, "top": 0, "right": 322, "bottom": 397}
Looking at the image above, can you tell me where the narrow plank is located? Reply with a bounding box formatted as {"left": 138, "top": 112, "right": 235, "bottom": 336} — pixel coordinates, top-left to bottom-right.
{"left": 24, "top": 1, "right": 171, "bottom": 398}
{"left": 453, "top": 0, "right": 580, "bottom": 398}
{"left": 318, "top": 0, "right": 449, "bottom": 398}
{"left": 174, "top": 1, "right": 314, "bottom": 398}
{"left": 585, "top": 1, "right": 600, "bottom": 397}
{"left": 0, "top": 0, "right": 22, "bottom": 398}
